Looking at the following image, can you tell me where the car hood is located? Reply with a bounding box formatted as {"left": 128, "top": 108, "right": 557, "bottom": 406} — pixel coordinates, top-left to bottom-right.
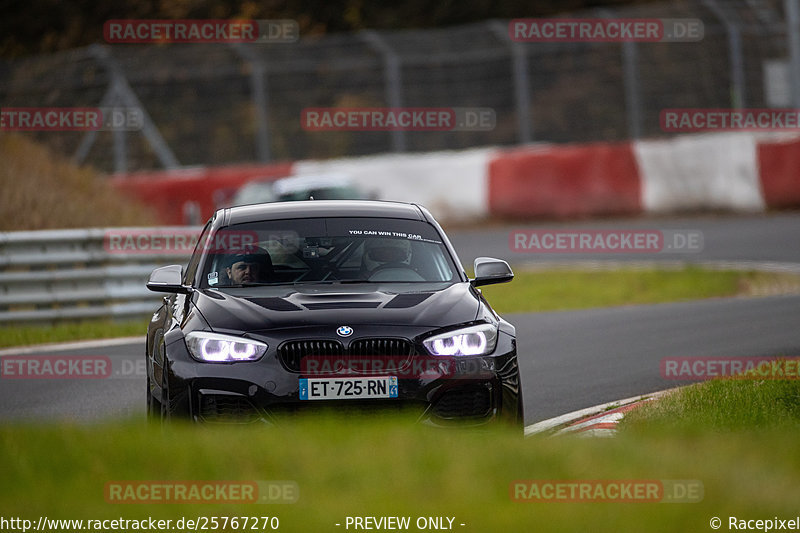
{"left": 192, "top": 282, "right": 480, "bottom": 333}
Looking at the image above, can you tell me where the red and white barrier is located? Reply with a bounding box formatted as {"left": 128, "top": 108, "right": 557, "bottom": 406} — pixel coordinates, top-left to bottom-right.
{"left": 634, "top": 133, "right": 765, "bottom": 212}
{"left": 111, "top": 163, "right": 293, "bottom": 225}
{"left": 112, "top": 133, "right": 800, "bottom": 224}
{"left": 488, "top": 141, "right": 641, "bottom": 218}
{"left": 757, "top": 135, "right": 800, "bottom": 209}
{"left": 487, "top": 132, "right": 800, "bottom": 218}
{"left": 294, "top": 148, "right": 493, "bottom": 221}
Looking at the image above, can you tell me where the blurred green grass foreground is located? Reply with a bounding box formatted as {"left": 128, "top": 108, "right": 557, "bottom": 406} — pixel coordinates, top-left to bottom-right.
{"left": 1, "top": 376, "right": 800, "bottom": 533}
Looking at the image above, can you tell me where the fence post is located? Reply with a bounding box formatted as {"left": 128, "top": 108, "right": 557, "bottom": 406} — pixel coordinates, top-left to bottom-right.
{"left": 361, "top": 30, "right": 406, "bottom": 152}
{"left": 490, "top": 20, "right": 533, "bottom": 144}
{"left": 595, "top": 8, "right": 643, "bottom": 140}
{"left": 74, "top": 75, "right": 130, "bottom": 172}
{"left": 111, "top": 87, "right": 128, "bottom": 173}
{"left": 786, "top": 0, "right": 800, "bottom": 108}
{"left": 703, "top": 0, "right": 746, "bottom": 109}
{"left": 622, "top": 40, "right": 643, "bottom": 139}
{"left": 232, "top": 44, "right": 271, "bottom": 163}
{"left": 77, "top": 44, "right": 180, "bottom": 171}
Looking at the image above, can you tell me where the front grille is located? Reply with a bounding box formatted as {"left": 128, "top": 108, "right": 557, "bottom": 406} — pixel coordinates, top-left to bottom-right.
{"left": 279, "top": 340, "right": 344, "bottom": 372}
{"left": 432, "top": 387, "right": 492, "bottom": 419}
{"left": 199, "top": 395, "right": 261, "bottom": 423}
{"left": 279, "top": 338, "right": 413, "bottom": 372}
{"left": 349, "top": 338, "right": 414, "bottom": 356}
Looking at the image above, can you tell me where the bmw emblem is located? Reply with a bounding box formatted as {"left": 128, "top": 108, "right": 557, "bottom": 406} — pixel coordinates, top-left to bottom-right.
{"left": 336, "top": 325, "right": 353, "bottom": 337}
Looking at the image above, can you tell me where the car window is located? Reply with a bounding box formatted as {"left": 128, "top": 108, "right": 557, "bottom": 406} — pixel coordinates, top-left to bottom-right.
{"left": 199, "top": 217, "right": 457, "bottom": 287}
{"left": 184, "top": 221, "right": 212, "bottom": 285}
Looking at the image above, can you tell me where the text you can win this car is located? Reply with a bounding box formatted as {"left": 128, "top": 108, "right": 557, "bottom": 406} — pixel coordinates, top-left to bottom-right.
{"left": 146, "top": 200, "right": 522, "bottom": 428}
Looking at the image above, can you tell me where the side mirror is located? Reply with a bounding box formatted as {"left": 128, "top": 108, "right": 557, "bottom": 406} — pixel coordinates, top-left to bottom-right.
{"left": 472, "top": 257, "right": 514, "bottom": 287}
{"left": 147, "top": 265, "right": 193, "bottom": 294}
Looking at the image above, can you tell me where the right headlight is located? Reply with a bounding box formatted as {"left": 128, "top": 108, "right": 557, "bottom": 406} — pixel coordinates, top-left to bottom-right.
{"left": 185, "top": 331, "right": 268, "bottom": 363}
{"left": 422, "top": 323, "right": 498, "bottom": 357}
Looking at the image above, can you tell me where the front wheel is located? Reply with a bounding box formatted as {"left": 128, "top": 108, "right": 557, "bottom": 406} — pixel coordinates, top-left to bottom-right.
{"left": 159, "top": 359, "right": 190, "bottom": 422}
{"left": 160, "top": 361, "right": 171, "bottom": 423}
{"left": 146, "top": 361, "right": 161, "bottom": 421}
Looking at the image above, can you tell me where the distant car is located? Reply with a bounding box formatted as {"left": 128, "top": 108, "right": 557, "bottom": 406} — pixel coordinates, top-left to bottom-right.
{"left": 145, "top": 200, "right": 522, "bottom": 428}
{"left": 228, "top": 173, "right": 370, "bottom": 207}
{"left": 228, "top": 179, "right": 278, "bottom": 206}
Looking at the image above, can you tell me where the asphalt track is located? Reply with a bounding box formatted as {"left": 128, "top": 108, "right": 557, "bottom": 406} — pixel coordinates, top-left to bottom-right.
{"left": 449, "top": 212, "right": 800, "bottom": 265}
{"left": 1, "top": 213, "right": 799, "bottom": 425}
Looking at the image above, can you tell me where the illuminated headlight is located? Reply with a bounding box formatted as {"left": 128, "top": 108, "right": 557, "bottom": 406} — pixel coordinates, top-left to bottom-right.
{"left": 185, "top": 332, "right": 267, "bottom": 363}
{"left": 423, "top": 324, "right": 498, "bottom": 356}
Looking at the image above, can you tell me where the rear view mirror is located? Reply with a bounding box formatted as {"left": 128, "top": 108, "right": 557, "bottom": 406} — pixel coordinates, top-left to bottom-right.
{"left": 472, "top": 257, "right": 514, "bottom": 287}
{"left": 146, "top": 265, "right": 192, "bottom": 294}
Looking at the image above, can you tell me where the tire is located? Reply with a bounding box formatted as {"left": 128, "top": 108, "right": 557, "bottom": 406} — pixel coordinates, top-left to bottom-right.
{"left": 160, "top": 360, "right": 171, "bottom": 424}
{"left": 146, "top": 373, "right": 161, "bottom": 421}
{"left": 516, "top": 384, "right": 526, "bottom": 435}
{"left": 159, "top": 359, "right": 191, "bottom": 422}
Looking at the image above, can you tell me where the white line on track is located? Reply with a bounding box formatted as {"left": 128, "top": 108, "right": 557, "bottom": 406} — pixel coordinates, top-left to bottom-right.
{"left": 0, "top": 336, "right": 144, "bottom": 356}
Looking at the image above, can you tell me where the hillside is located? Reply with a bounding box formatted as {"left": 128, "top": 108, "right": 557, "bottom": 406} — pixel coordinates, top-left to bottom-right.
{"left": 0, "top": 134, "right": 155, "bottom": 230}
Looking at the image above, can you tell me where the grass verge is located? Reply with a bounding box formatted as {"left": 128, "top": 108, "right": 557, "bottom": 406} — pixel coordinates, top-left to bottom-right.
{"left": 0, "top": 319, "right": 148, "bottom": 349}
{"left": 0, "top": 414, "right": 799, "bottom": 532}
{"left": 621, "top": 375, "right": 800, "bottom": 431}
{"left": 481, "top": 267, "right": 799, "bottom": 314}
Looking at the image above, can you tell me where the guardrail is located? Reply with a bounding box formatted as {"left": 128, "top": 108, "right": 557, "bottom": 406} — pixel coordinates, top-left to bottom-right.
{"left": 0, "top": 227, "right": 198, "bottom": 323}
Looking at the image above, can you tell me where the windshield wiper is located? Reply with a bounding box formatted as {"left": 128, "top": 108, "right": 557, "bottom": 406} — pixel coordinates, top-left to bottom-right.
{"left": 220, "top": 280, "right": 374, "bottom": 288}
{"left": 222, "top": 282, "right": 288, "bottom": 287}
{"left": 291, "top": 279, "right": 371, "bottom": 285}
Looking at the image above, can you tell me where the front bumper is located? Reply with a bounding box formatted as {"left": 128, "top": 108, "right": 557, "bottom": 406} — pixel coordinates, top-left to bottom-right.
{"left": 160, "top": 327, "right": 521, "bottom": 427}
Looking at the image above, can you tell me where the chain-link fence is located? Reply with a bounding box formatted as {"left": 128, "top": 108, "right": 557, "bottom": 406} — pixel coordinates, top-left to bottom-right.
{"left": 0, "top": 0, "right": 795, "bottom": 173}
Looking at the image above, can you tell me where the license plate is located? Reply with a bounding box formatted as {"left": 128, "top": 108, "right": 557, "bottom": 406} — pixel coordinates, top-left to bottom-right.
{"left": 299, "top": 376, "right": 398, "bottom": 400}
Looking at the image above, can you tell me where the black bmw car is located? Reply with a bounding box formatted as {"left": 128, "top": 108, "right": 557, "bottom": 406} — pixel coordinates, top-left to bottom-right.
{"left": 146, "top": 200, "right": 522, "bottom": 427}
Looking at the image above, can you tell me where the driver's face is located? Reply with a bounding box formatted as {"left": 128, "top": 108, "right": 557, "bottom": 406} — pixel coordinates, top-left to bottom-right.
{"left": 226, "top": 261, "right": 262, "bottom": 284}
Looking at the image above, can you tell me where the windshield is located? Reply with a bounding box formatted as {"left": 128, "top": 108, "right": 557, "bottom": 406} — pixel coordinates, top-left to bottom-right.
{"left": 198, "top": 217, "right": 458, "bottom": 288}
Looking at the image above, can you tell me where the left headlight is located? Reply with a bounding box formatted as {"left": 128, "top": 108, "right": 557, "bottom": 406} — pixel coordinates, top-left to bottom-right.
{"left": 185, "top": 331, "right": 268, "bottom": 363}
{"left": 423, "top": 323, "right": 498, "bottom": 356}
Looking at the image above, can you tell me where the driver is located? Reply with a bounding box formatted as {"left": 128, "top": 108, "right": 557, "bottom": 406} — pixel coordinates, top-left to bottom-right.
{"left": 224, "top": 246, "right": 273, "bottom": 284}
{"left": 360, "top": 238, "right": 412, "bottom": 277}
